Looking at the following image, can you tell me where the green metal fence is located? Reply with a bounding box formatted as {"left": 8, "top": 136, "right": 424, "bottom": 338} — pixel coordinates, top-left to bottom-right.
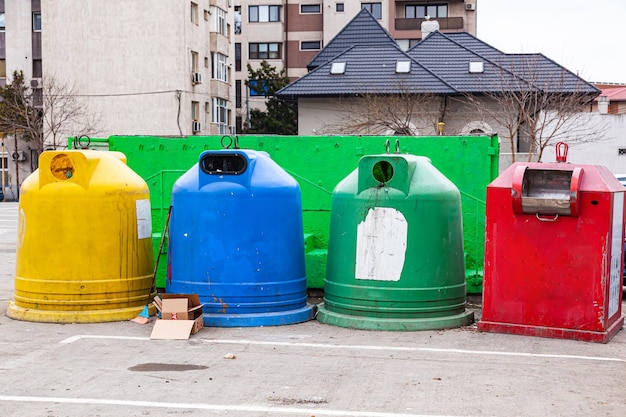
{"left": 70, "top": 134, "right": 498, "bottom": 292}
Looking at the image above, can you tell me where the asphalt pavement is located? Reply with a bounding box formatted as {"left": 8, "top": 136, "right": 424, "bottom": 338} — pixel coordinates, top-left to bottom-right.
{"left": 0, "top": 201, "right": 625, "bottom": 417}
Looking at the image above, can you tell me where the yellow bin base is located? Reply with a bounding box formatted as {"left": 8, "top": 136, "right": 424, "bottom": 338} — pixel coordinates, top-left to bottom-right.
{"left": 7, "top": 302, "right": 157, "bottom": 323}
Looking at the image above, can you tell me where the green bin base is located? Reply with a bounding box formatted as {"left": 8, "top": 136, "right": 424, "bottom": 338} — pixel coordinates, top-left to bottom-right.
{"left": 316, "top": 304, "right": 474, "bottom": 331}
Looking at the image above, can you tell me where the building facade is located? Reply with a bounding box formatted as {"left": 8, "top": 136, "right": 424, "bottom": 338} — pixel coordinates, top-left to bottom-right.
{"left": 0, "top": 0, "right": 42, "bottom": 201}
{"left": 0, "top": 0, "right": 236, "bottom": 200}
{"left": 42, "top": 0, "right": 235, "bottom": 139}
{"left": 234, "top": 0, "right": 477, "bottom": 131}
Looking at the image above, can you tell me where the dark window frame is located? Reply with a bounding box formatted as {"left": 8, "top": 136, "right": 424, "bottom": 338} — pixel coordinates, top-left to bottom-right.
{"left": 248, "top": 79, "right": 269, "bottom": 96}
{"left": 235, "top": 43, "right": 242, "bottom": 71}
{"left": 361, "top": 2, "right": 382, "bottom": 19}
{"left": 300, "top": 4, "right": 321, "bottom": 14}
{"left": 405, "top": 3, "right": 448, "bottom": 19}
{"left": 249, "top": 5, "right": 281, "bottom": 22}
{"left": 249, "top": 42, "right": 282, "bottom": 59}
{"left": 301, "top": 41, "right": 321, "bottom": 50}
{"left": 32, "top": 12, "right": 42, "bottom": 32}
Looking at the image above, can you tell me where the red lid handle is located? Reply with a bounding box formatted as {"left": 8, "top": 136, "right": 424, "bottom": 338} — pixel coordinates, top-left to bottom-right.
{"left": 555, "top": 142, "right": 568, "bottom": 163}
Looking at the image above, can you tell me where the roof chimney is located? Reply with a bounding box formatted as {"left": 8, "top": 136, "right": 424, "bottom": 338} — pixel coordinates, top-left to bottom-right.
{"left": 421, "top": 16, "right": 439, "bottom": 38}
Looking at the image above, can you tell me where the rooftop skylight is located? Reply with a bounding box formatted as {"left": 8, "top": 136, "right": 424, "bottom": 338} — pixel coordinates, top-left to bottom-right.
{"left": 330, "top": 62, "right": 346, "bottom": 74}
{"left": 396, "top": 61, "right": 411, "bottom": 73}
{"left": 469, "top": 61, "right": 484, "bottom": 73}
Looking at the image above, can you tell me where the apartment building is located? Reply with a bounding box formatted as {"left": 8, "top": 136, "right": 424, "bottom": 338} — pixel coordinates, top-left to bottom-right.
{"left": 41, "top": 0, "right": 234, "bottom": 138}
{"left": 0, "top": 0, "right": 42, "bottom": 201}
{"left": 234, "top": 0, "right": 477, "bottom": 130}
{"left": 0, "top": 0, "right": 235, "bottom": 200}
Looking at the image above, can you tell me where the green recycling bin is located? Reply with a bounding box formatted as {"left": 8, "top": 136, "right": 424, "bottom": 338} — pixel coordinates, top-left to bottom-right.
{"left": 317, "top": 153, "right": 474, "bottom": 330}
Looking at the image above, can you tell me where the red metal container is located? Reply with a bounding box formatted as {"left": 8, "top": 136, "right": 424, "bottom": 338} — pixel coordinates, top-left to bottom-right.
{"left": 478, "top": 162, "right": 625, "bottom": 343}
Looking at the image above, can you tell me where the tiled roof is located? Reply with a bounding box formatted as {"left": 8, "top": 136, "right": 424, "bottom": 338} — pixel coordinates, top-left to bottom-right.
{"left": 597, "top": 86, "right": 626, "bottom": 101}
{"left": 279, "top": 43, "right": 456, "bottom": 97}
{"left": 306, "top": 8, "right": 397, "bottom": 71}
{"left": 408, "top": 32, "right": 599, "bottom": 94}
{"left": 277, "top": 13, "right": 599, "bottom": 98}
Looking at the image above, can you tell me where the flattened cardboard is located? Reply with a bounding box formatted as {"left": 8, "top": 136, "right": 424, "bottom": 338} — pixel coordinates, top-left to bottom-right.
{"left": 150, "top": 319, "right": 195, "bottom": 340}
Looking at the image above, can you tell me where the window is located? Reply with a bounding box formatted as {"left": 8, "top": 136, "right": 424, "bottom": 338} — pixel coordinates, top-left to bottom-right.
{"left": 235, "top": 43, "right": 241, "bottom": 71}
{"left": 330, "top": 62, "right": 346, "bottom": 74}
{"left": 191, "top": 2, "right": 199, "bottom": 24}
{"left": 190, "top": 51, "right": 199, "bottom": 72}
{"left": 235, "top": 80, "right": 242, "bottom": 108}
{"left": 249, "top": 43, "right": 282, "bottom": 59}
{"left": 0, "top": 13, "right": 5, "bottom": 31}
{"left": 405, "top": 4, "right": 447, "bottom": 19}
{"left": 32, "top": 59, "right": 42, "bottom": 78}
{"left": 33, "top": 12, "right": 42, "bottom": 32}
{"left": 469, "top": 61, "right": 484, "bottom": 73}
{"left": 212, "top": 53, "right": 228, "bottom": 82}
{"left": 234, "top": 6, "right": 242, "bottom": 34}
{"left": 396, "top": 61, "right": 411, "bottom": 73}
{"left": 236, "top": 116, "right": 243, "bottom": 133}
{"left": 336, "top": 3, "right": 345, "bottom": 12}
{"left": 301, "top": 41, "right": 321, "bottom": 50}
{"left": 361, "top": 3, "right": 382, "bottom": 19}
{"left": 248, "top": 80, "right": 269, "bottom": 96}
{"left": 212, "top": 98, "right": 228, "bottom": 134}
{"left": 32, "top": 88, "right": 43, "bottom": 107}
{"left": 1, "top": 152, "right": 8, "bottom": 187}
{"left": 249, "top": 5, "right": 281, "bottom": 22}
{"left": 192, "top": 101, "right": 200, "bottom": 121}
{"left": 0, "top": 59, "right": 6, "bottom": 78}
{"left": 300, "top": 4, "right": 321, "bottom": 14}
{"left": 212, "top": 7, "right": 227, "bottom": 35}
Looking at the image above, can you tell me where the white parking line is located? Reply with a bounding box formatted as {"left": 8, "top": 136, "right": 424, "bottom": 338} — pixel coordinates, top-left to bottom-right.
{"left": 59, "top": 335, "right": 626, "bottom": 363}
{"left": 60, "top": 335, "right": 149, "bottom": 344}
{"left": 0, "top": 395, "right": 474, "bottom": 417}
{"left": 203, "top": 339, "right": 626, "bottom": 363}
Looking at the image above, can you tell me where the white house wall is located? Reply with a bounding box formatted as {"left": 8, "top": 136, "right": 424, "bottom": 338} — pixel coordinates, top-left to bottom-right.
{"left": 298, "top": 95, "right": 506, "bottom": 137}
{"left": 542, "top": 113, "right": 626, "bottom": 174}
{"left": 297, "top": 95, "right": 551, "bottom": 172}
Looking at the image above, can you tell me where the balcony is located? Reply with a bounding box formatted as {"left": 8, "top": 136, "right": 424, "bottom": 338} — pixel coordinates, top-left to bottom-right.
{"left": 395, "top": 17, "right": 464, "bottom": 31}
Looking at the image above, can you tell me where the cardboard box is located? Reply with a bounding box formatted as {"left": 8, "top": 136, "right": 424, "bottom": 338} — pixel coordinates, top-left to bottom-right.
{"left": 150, "top": 294, "right": 204, "bottom": 340}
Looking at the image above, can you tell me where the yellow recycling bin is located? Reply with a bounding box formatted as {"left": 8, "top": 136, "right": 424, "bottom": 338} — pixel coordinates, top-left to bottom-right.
{"left": 7, "top": 150, "right": 155, "bottom": 323}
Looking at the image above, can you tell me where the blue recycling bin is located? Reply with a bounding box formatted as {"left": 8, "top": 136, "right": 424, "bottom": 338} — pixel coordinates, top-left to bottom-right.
{"left": 166, "top": 149, "right": 315, "bottom": 326}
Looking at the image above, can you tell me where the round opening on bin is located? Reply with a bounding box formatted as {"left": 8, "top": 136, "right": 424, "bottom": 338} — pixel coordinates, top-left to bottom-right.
{"left": 50, "top": 154, "right": 75, "bottom": 180}
{"left": 200, "top": 153, "right": 247, "bottom": 175}
{"left": 372, "top": 161, "right": 394, "bottom": 183}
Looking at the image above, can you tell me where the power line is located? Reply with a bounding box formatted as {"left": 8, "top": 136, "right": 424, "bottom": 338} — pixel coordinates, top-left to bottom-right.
{"left": 70, "top": 89, "right": 214, "bottom": 98}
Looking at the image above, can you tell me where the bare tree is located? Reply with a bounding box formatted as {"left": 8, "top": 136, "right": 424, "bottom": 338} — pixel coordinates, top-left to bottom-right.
{"left": 0, "top": 71, "right": 42, "bottom": 148}
{"left": 42, "top": 74, "right": 101, "bottom": 150}
{"left": 322, "top": 89, "right": 443, "bottom": 136}
{"left": 465, "top": 55, "right": 604, "bottom": 162}
{"left": 0, "top": 71, "right": 101, "bottom": 154}
{"left": 520, "top": 91, "right": 605, "bottom": 162}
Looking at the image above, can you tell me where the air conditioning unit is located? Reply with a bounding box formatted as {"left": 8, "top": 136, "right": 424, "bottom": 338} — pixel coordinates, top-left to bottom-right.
{"left": 30, "top": 78, "right": 42, "bottom": 88}
{"left": 465, "top": 3, "right": 476, "bottom": 11}
{"left": 192, "top": 72, "right": 202, "bottom": 84}
{"left": 11, "top": 151, "right": 26, "bottom": 162}
{"left": 192, "top": 121, "right": 203, "bottom": 132}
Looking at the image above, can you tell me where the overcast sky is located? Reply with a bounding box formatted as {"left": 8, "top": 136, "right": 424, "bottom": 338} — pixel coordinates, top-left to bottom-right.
{"left": 476, "top": 0, "right": 626, "bottom": 84}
